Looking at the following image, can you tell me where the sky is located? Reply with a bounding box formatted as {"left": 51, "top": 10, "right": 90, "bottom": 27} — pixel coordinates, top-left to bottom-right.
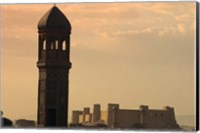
{"left": 1, "top": 2, "right": 196, "bottom": 123}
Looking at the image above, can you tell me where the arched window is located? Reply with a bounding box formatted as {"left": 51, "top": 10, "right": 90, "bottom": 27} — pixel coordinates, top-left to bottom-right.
{"left": 62, "top": 41, "right": 66, "bottom": 50}
{"left": 43, "top": 40, "right": 46, "bottom": 50}
{"left": 55, "top": 40, "right": 59, "bottom": 50}
{"left": 50, "top": 41, "right": 54, "bottom": 50}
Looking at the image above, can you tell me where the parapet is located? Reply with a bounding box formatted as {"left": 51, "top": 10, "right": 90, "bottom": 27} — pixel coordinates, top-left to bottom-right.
{"left": 108, "top": 103, "right": 119, "bottom": 110}
{"left": 94, "top": 104, "right": 101, "bottom": 108}
{"left": 72, "top": 110, "right": 83, "bottom": 114}
{"left": 83, "top": 107, "right": 90, "bottom": 114}
{"left": 164, "top": 106, "right": 174, "bottom": 110}
{"left": 140, "top": 105, "right": 149, "bottom": 111}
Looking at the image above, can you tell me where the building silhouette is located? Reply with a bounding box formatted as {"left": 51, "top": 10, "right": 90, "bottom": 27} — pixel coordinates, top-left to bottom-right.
{"left": 0, "top": 111, "right": 13, "bottom": 127}
{"left": 15, "top": 119, "right": 36, "bottom": 128}
{"left": 70, "top": 104, "right": 180, "bottom": 130}
{"left": 37, "top": 5, "right": 71, "bottom": 127}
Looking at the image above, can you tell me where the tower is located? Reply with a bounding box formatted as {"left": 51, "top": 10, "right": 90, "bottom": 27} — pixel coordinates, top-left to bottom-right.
{"left": 93, "top": 104, "right": 101, "bottom": 122}
{"left": 37, "top": 5, "right": 71, "bottom": 127}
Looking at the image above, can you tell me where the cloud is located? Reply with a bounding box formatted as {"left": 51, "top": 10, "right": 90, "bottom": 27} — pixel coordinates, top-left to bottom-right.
{"left": 175, "top": 14, "right": 191, "bottom": 21}
{"left": 2, "top": 2, "right": 196, "bottom": 121}
{"left": 2, "top": 2, "right": 195, "bottom": 55}
{"left": 2, "top": 2, "right": 195, "bottom": 82}
{"left": 177, "top": 23, "right": 186, "bottom": 33}
{"left": 140, "top": 3, "right": 174, "bottom": 16}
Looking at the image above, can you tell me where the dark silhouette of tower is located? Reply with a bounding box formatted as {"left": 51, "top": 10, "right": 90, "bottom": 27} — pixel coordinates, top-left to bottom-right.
{"left": 37, "top": 5, "right": 71, "bottom": 127}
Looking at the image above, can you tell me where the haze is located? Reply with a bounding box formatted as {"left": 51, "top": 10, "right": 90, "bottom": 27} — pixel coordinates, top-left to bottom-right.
{"left": 1, "top": 2, "right": 196, "bottom": 123}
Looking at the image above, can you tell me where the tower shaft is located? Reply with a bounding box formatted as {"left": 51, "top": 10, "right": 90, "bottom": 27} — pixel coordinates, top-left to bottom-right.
{"left": 37, "top": 6, "right": 71, "bottom": 127}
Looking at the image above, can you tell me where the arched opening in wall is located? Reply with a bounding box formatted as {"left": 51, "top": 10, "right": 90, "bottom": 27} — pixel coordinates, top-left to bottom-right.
{"left": 62, "top": 41, "right": 66, "bottom": 50}
{"left": 46, "top": 108, "right": 56, "bottom": 126}
{"left": 55, "top": 40, "right": 59, "bottom": 50}
{"left": 50, "top": 41, "right": 54, "bottom": 50}
{"left": 43, "top": 40, "right": 46, "bottom": 50}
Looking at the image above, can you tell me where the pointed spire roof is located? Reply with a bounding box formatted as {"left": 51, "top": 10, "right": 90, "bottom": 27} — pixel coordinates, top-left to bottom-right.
{"left": 37, "top": 6, "right": 71, "bottom": 33}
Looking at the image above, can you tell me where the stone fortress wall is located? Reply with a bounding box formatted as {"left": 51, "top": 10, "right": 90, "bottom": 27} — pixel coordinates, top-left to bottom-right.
{"left": 71, "top": 103, "right": 179, "bottom": 129}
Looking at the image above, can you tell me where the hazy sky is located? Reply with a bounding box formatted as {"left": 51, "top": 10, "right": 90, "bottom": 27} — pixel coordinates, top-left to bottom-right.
{"left": 1, "top": 2, "right": 196, "bottom": 122}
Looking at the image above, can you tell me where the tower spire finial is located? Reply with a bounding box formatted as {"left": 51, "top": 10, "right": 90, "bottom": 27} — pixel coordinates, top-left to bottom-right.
{"left": 53, "top": 3, "right": 56, "bottom": 7}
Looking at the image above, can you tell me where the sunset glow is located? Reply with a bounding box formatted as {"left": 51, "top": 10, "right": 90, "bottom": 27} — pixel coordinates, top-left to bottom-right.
{"left": 1, "top": 2, "right": 196, "bottom": 125}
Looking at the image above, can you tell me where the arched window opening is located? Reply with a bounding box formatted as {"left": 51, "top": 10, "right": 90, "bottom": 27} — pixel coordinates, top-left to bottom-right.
{"left": 50, "top": 41, "right": 54, "bottom": 50}
{"left": 43, "top": 40, "right": 46, "bottom": 50}
{"left": 62, "top": 42, "right": 66, "bottom": 50}
{"left": 55, "top": 40, "right": 59, "bottom": 50}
